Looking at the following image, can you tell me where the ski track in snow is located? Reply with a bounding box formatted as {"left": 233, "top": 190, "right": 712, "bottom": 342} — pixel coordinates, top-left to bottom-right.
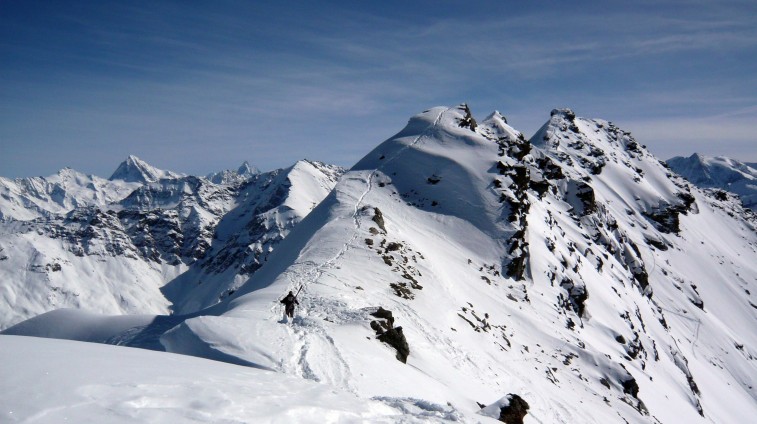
{"left": 271, "top": 108, "right": 451, "bottom": 391}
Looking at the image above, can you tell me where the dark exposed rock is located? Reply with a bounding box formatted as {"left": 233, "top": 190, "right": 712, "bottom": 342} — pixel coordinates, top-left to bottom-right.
{"left": 385, "top": 242, "right": 402, "bottom": 252}
{"left": 712, "top": 189, "right": 729, "bottom": 201}
{"left": 371, "top": 307, "right": 394, "bottom": 323}
{"left": 645, "top": 237, "right": 668, "bottom": 251}
{"left": 372, "top": 207, "right": 387, "bottom": 233}
{"left": 529, "top": 179, "right": 551, "bottom": 197}
{"left": 370, "top": 307, "right": 409, "bottom": 363}
{"left": 535, "top": 157, "right": 565, "bottom": 180}
{"left": 457, "top": 103, "right": 478, "bottom": 131}
{"left": 390, "top": 282, "right": 414, "bottom": 299}
{"left": 551, "top": 108, "right": 576, "bottom": 121}
{"left": 622, "top": 376, "right": 639, "bottom": 398}
{"left": 570, "top": 181, "right": 597, "bottom": 216}
{"left": 643, "top": 192, "right": 697, "bottom": 234}
{"left": 378, "top": 327, "right": 409, "bottom": 363}
{"left": 506, "top": 256, "right": 528, "bottom": 280}
{"left": 560, "top": 277, "right": 588, "bottom": 318}
{"left": 498, "top": 394, "right": 530, "bottom": 424}
{"left": 632, "top": 267, "right": 650, "bottom": 293}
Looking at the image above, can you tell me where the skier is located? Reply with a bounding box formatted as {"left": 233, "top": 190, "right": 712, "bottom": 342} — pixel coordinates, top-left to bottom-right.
{"left": 280, "top": 290, "right": 299, "bottom": 319}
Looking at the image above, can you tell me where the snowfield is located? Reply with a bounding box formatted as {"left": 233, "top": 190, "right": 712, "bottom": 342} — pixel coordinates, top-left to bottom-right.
{"left": 1, "top": 335, "right": 470, "bottom": 423}
{"left": 3, "top": 105, "right": 757, "bottom": 423}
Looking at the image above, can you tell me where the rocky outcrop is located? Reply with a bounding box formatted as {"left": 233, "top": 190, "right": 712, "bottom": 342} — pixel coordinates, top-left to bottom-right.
{"left": 370, "top": 307, "right": 410, "bottom": 363}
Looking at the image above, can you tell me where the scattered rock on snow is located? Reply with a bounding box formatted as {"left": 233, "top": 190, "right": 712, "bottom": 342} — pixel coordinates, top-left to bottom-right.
{"left": 370, "top": 307, "right": 410, "bottom": 363}
{"left": 480, "top": 394, "right": 530, "bottom": 424}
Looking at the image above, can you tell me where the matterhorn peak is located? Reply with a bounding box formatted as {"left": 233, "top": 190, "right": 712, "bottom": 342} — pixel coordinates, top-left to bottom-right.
{"left": 237, "top": 161, "right": 259, "bottom": 176}
{"left": 109, "top": 155, "right": 182, "bottom": 183}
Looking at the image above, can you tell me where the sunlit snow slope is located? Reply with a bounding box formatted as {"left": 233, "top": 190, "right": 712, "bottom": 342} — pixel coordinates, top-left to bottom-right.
{"left": 5, "top": 105, "right": 757, "bottom": 423}
{"left": 1, "top": 335, "right": 441, "bottom": 424}
{"left": 124, "top": 105, "right": 757, "bottom": 423}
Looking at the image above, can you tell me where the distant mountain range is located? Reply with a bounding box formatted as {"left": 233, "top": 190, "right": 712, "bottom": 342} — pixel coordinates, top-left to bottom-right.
{"left": 667, "top": 153, "right": 757, "bottom": 210}
{"left": 0, "top": 157, "right": 343, "bottom": 328}
{"left": 3, "top": 106, "right": 757, "bottom": 423}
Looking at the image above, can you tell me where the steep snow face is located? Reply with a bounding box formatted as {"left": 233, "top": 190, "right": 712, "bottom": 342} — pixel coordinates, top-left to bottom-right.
{"left": 161, "top": 160, "right": 345, "bottom": 314}
{"left": 0, "top": 160, "right": 343, "bottom": 329}
{"left": 667, "top": 153, "right": 757, "bottom": 210}
{"left": 0, "top": 168, "right": 139, "bottom": 221}
{"left": 139, "top": 105, "right": 757, "bottom": 424}
{"left": 109, "top": 155, "right": 184, "bottom": 183}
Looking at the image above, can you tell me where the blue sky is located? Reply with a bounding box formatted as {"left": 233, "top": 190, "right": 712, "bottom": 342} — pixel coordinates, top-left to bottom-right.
{"left": 2, "top": 0, "right": 756, "bottom": 178}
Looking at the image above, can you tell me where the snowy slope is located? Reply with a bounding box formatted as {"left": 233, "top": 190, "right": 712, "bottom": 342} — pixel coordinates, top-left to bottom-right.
{"left": 1, "top": 335, "right": 462, "bottom": 424}
{"left": 5, "top": 105, "right": 757, "bottom": 423}
{"left": 155, "top": 106, "right": 757, "bottom": 423}
{"left": 161, "top": 160, "right": 344, "bottom": 314}
{"left": 667, "top": 153, "right": 757, "bottom": 211}
{"left": 0, "top": 159, "right": 343, "bottom": 330}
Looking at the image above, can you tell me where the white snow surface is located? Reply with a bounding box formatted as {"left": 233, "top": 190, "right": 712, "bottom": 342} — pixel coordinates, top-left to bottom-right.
{"left": 0, "top": 167, "right": 139, "bottom": 221}
{"left": 0, "top": 159, "right": 343, "bottom": 330}
{"left": 4, "top": 105, "right": 757, "bottom": 423}
{"left": 667, "top": 153, "right": 757, "bottom": 210}
{"left": 1, "top": 335, "right": 466, "bottom": 423}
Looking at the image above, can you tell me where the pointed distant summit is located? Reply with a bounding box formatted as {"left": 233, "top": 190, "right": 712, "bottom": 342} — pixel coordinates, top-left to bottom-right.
{"left": 109, "top": 155, "right": 183, "bottom": 183}
{"left": 237, "top": 161, "right": 260, "bottom": 176}
{"left": 206, "top": 161, "right": 260, "bottom": 184}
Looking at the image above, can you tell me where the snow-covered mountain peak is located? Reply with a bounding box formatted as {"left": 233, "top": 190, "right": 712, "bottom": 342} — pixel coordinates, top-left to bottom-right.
{"left": 667, "top": 153, "right": 757, "bottom": 210}
{"left": 150, "top": 105, "right": 757, "bottom": 423}
{"left": 3, "top": 105, "right": 757, "bottom": 424}
{"left": 0, "top": 167, "right": 140, "bottom": 221}
{"left": 237, "top": 161, "right": 259, "bottom": 176}
{"left": 109, "top": 155, "right": 183, "bottom": 183}
{"left": 207, "top": 161, "right": 261, "bottom": 185}
{"left": 0, "top": 156, "right": 344, "bottom": 328}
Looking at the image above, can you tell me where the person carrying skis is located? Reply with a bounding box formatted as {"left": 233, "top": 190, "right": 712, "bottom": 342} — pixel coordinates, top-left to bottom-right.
{"left": 280, "top": 290, "right": 299, "bottom": 319}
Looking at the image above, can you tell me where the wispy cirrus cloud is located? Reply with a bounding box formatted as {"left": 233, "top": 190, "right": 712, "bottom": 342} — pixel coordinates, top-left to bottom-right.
{"left": 1, "top": 0, "right": 755, "bottom": 177}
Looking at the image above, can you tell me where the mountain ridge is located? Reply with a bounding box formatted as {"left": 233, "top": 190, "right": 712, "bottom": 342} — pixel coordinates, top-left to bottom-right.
{"left": 0, "top": 158, "right": 344, "bottom": 329}
{"left": 3, "top": 105, "right": 757, "bottom": 423}
{"left": 667, "top": 153, "right": 757, "bottom": 211}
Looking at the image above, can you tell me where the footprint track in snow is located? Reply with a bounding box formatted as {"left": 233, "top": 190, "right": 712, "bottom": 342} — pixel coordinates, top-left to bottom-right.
{"left": 272, "top": 108, "right": 451, "bottom": 393}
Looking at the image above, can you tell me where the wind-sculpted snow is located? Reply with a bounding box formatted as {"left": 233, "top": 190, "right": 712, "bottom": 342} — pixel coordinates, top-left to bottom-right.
{"left": 4, "top": 105, "right": 757, "bottom": 423}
